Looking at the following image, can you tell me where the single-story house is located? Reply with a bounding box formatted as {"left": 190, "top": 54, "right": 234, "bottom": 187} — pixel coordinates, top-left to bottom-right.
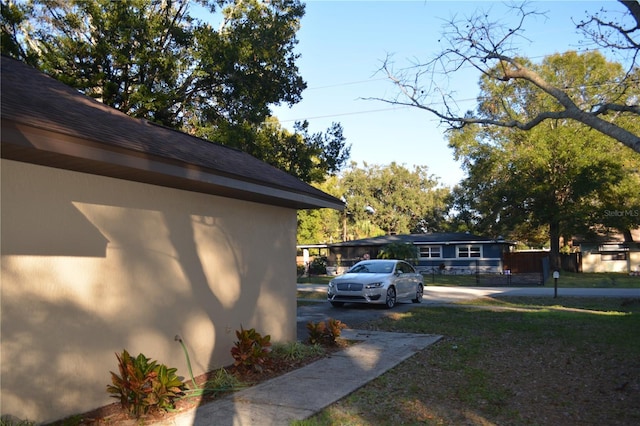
{"left": 326, "top": 233, "right": 515, "bottom": 274}
{"left": 574, "top": 229, "right": 640, "bottom": 274}
{"left": 0, "top": 56, "right": 343, "bottom": 423}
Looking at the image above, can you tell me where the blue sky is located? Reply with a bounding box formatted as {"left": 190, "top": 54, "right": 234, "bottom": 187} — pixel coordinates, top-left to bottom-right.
{"left": 269, "top": 0, "right": 627, "bottom": 187}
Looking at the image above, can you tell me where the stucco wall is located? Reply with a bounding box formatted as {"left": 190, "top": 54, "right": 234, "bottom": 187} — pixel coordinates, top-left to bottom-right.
{"left": 582, "top": 250, "right": 640, "bottom": 273}
{"left": 1, "top": 159, "right": 298, "bottom": 423}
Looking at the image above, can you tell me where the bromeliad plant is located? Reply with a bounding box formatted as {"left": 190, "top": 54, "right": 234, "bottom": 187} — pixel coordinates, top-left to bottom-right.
{"left": 106, "top": 350, "right": 186, "bottom": 418}
{"left": 230, "top": 326, "right": 272, "bottom": 373}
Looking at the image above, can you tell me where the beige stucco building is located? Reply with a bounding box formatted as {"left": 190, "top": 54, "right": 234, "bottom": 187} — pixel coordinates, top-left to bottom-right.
{"left": 577, "top": 229, "right": 640, "bottom": 274}
{"left": 1, "top": 57, "right": 343, "bottom": 423}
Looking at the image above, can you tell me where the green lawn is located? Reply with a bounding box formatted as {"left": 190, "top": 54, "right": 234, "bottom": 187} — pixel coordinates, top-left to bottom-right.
{"left": 297, "top": 275, "right": 333, "bottom": 285}
{"left": 299, "top": 271, "right": 640, "bottom": 288}
{"left": 425, "top": 271, "right": 640, "bottom": 287}
{"left": 293, "top": 296, "right": 640, "bottom": 425}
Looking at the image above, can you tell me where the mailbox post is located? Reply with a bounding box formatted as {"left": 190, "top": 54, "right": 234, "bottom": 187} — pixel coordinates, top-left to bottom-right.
{"left": 553, "top": 270, "right": 560, "bottom": 298}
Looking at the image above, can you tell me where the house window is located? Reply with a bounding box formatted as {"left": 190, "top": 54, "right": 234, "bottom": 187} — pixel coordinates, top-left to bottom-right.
{"left": 599, "top": 244, "right": 628, "bottom": 261}
{"left": 601, "top": 252, "right": 627, "bottom": 261}
{"left": 458, "top": 245, "right": 481, "bottom": 258}
{"left": 418, "top": 246, "right": 441, "bottom": 258}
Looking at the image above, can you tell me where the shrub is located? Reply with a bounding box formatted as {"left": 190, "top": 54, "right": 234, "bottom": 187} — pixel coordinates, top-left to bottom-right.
{"left": 106, "top": 350, "right": 185, "bottom": 418}
{"left": 230, "top": 326, "right": 272, "bottom": 373}
{"left": 306, "top": 318, "right": 346, "bottom": 346}
{"left": 306, "top": 320, "right": 327, "bottom": 345}
{"left": 297, "top": 264, "right": 306, "bottom": 277}
{"left": 378, "top": 243, "right": 418, "bottom": 264}
{"left": 308, "top": 257, "right": 327, "bottom": 275}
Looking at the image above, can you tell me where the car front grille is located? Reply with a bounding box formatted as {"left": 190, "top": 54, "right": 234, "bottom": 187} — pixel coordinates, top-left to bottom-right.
{"left": 336, "top": 282, "right": 364, "bottom": 291}
{"left": 331, "top": 295, "right": 367, "bottom": 301}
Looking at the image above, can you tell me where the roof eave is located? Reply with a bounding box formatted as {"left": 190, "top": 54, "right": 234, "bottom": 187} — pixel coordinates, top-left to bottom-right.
{"left": 1, "top": 119, "right": 344, "bottom": 211}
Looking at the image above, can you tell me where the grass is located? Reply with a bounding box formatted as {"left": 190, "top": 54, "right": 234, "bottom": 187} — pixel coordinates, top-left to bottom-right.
{"left": 420, "top": 271, "right": 640, "bottom": 287}
{"left": 296, "top": 290, "right": 326, "bottom": 300}
{"left": 297, "top": 275, "right": 333, "bottom": 285}
{"left": 292, "top": 296, "right": 640, "bottom": 426}
{"left": 299, "top": 271, "right": 640, "bottom": 288}
{"left": 297, "top": 272, "right": 640, "bottom": 302}
{"left": 271, "top": 341, "right": 326, "bottom": 361}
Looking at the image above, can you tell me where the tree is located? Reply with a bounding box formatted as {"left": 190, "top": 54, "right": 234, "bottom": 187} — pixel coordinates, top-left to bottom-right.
{"left": 576, "top": 0, "right": 640, "bottom": 68}
{"left": 297, "top": 176, "right": 344, "bottom": 244}
{"left": 1, "top": 0, "right": 39, "bottom": 63}
{"left": 378, "top": 243, "right": 418, "bottom": 264}
{"left": 296, "top": 163, "right": 452, "bottom": 244}
{"left": 449, "top": 52, "right": 640, "bottom": 269}
{"left": 1, "top": 0, "right": 351, "bottom": 182}
{"left": 201, "top": 117, "right": 350, "bottom": 183}
{"left": 3, "top": 0, "right": 305, "bottom": 128}
{"left": 374, "top": 1, "right": 640, "bottom": 153}
{"left": 341, "top": 162, "right": 450, "bottom": 237}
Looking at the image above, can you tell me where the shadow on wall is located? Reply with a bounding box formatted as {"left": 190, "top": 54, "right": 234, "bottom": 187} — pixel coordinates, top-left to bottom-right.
{"left": 1, "top": 185, "right": 109, "bottom": 257}
{"left": 1, "top": 161, "right": 295, "bottom": 423}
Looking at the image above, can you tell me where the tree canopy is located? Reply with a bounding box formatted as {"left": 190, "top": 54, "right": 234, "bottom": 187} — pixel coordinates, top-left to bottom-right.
{"left": 297, "top": 162, "right": 451, "bottom": 244}
{"left": 449, "top": 50, "right": 640, "bottom": 268}
{"left": 342, "top": 162, "right": 450, "bottom": 236}
{"left": 201, "top": 117, "right": 350, "bottom": 183}
{"left": 1, "top": 0, "right": 350, "bottom": 183}
{"left": 2, "top": 0, "right": 305, "bottom": 127}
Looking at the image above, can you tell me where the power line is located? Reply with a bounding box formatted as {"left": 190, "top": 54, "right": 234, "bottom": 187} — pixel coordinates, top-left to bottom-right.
{"left": 279, "top": 66, "right": 634, "bottom": 124}
{"left": 279, "top": 106, "right": 411, "bottom": 123}
{"left": 278, "top": 97, "right": 478, "bottom": 124}
{"left": 305, "top": 77, "right": 388, "bottom": 90}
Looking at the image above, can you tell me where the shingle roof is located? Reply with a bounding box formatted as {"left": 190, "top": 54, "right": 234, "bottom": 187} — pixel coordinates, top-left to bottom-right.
{"left": 329, "top": 233, "right": 513, "bottom": 247}
{"left": 1, "top": 56, "right": 343, "bottom": 210}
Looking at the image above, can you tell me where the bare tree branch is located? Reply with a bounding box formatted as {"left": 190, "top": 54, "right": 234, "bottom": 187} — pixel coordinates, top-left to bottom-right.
{"left": 575, "top": 0, "right": 640, "bottom": 74}
{"left": 369, "top": 1, "right": 640, "bottom": 154}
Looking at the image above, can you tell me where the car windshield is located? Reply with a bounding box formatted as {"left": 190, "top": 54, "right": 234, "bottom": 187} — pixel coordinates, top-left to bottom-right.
{"left": 348, "top": 261, "right": 395, "bottom": 274}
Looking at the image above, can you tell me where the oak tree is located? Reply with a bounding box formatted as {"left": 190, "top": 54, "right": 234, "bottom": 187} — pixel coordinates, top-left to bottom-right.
{"left": 449, "top": 52, "right": 640, "bottom": 269}
{"left": 296, "top": 162, "right": 451, "bottom": 244}
{"left": 341, "top": 162, "right": 450, "bottom": 237}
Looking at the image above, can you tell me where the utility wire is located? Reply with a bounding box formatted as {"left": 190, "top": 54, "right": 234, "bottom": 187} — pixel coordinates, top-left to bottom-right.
{"left": 278, "top": 62, "right": 634, "bottom": 124}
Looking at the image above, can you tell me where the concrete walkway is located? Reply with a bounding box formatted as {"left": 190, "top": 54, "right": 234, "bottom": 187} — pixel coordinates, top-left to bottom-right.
{"left": 155, "top": 330, "right": 441, "bottom": 426}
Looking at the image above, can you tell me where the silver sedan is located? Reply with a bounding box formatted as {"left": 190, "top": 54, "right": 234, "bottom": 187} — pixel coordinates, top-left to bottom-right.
{"left": 327, "top": 259, "right": 424, "bottom": 309}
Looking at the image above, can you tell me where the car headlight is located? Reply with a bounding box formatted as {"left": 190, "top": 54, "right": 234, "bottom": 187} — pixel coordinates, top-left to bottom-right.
{"left": 365, "top": 282, "right": 383, "bottom": 289}
{"left": 328, "top": 281, "right": 334, "bottom": 289}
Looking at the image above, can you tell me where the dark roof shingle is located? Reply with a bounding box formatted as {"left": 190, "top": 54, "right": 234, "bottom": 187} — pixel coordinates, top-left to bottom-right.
{"left": 329, "top": 233, "right": 512, "bottom": 247}
{"left": 1, "top": 56, "right": 343, "bottom": 210}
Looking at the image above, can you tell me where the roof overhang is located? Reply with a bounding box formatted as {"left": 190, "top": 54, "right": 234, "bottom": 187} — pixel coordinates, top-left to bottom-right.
{"left": 1, "top": 119, "right": 345, "bottom": 211}
{"left": 412, "top": 240, "right": 516, "bottom": 245}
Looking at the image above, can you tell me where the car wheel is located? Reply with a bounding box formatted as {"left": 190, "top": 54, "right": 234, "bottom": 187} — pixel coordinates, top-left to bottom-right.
{"left": 412, "top": 284, "right": 424, "bottom": 303}
{"left": 385, "top": 286, "right": 396, "bottom": 309}
{"left": 330, "top": 301, "right": 345, "bottom": 307}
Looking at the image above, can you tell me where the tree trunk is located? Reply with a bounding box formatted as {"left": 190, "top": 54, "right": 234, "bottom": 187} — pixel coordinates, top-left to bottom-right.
{"left": 549, "top": 220, "right": 561, "bottom": 271}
